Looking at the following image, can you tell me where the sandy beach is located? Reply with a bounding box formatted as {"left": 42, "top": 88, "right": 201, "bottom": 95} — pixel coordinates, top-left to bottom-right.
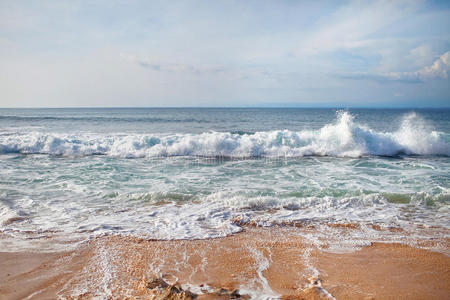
{"left": 1, "top": 226, "right": 449, "bottom": 299}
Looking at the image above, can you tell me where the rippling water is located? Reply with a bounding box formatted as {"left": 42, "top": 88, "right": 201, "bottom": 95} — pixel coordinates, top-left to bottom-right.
{"left": 0, "top": 108, "right": 449, "bottom": 251}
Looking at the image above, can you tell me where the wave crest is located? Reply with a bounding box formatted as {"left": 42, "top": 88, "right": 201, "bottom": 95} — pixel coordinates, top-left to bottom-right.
{"left": 0, "top": 112, "right": 448, "bottom": 157}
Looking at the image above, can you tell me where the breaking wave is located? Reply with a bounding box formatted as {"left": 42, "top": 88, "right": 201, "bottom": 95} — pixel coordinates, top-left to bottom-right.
{"left": 0, "top": 112, "right": 448, "bottom": 158}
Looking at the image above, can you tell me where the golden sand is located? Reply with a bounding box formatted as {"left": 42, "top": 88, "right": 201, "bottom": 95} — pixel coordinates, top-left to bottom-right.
{"left": 0, "top": 226, "right": 449, "bottom": 299}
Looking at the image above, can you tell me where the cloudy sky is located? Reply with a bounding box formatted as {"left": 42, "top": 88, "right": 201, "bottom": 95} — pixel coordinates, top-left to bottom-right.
{"left": 1, "top": 0, "right": 449, "bottom": 107}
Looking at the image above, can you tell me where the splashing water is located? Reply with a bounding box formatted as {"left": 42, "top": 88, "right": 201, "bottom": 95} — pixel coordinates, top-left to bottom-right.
{"left": 0, "top": 111, "right": 448, "bottom": 158}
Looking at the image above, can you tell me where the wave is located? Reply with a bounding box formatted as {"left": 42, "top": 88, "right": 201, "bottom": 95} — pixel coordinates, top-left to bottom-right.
{"left": 0, "top": 112, "right": 448, "bottom": 157}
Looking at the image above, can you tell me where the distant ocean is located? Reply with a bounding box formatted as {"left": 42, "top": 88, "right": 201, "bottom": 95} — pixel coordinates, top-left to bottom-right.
{"left": 0, "top": 108, "right": 449, "bottom": 251}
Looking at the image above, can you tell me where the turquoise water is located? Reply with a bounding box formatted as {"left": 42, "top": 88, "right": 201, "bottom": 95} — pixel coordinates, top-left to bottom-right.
{"left": 0, "top": 108, "right": 449, "bottom": 250}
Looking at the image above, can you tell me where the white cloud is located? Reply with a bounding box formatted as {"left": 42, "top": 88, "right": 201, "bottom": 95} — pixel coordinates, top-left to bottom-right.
{"left": 383, "top": 51, "right": 450, "bottom": 81}
{"left": 341, "top": 51, "right": 450, "bottom": 83}
{"left": 416, "top": 51, "right": 450, "bottom": 79}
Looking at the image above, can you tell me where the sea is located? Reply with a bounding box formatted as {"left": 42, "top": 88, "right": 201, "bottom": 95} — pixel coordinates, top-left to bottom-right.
{"left": 0, "top": 108, "right": 449, "bottom": 252}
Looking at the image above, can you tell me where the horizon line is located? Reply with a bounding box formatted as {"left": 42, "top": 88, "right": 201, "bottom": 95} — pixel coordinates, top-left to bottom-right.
{"left": 1, "top": 106, "right": 449, "bottom": 109}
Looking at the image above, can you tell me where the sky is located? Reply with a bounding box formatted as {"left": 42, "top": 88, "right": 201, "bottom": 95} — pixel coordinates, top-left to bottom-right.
{"left": 0, "top": 0, "right": 449, "bottom": 108}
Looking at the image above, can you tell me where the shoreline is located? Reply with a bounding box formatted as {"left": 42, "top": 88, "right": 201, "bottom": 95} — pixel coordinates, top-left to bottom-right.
{"left": 1, "top": 226, "right": 449, "bottom": 299}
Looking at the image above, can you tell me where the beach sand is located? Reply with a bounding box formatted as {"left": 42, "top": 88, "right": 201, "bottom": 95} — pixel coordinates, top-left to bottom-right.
{"left": 0, "top": 226, "right": 449, "bottom": 299}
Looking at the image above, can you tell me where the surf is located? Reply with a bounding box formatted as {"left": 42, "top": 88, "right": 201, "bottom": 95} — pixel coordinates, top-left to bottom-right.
{"left": 0, "top": 111, "right": 448, "bottom": 157}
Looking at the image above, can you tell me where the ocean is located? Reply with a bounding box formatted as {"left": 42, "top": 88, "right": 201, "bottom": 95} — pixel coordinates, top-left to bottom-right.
{"left": 0, "top": 108, "right": 449, "bottom": 252}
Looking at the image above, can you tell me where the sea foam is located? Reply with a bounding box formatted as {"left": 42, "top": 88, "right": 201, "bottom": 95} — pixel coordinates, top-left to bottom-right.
{"left": 0, "top": 112, "right": 448, "bottom": 158}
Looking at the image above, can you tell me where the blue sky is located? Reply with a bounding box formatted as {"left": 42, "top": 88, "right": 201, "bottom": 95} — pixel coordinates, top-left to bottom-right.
{"left": 0, "top": 0, "right": 449, "bottom": 107}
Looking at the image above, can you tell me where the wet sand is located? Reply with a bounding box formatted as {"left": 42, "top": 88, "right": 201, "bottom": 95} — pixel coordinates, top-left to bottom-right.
{"left": 0, "top": 226, "right": 449, "bottom": 299}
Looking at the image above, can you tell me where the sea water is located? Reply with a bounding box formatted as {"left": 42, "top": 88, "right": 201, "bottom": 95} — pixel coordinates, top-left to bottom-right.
{"left": 0, "top": 108, "right": 449, "bottom": 251}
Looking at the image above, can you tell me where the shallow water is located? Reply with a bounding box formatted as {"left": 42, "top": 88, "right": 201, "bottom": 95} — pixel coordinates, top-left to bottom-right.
{"left": 0, "top": 108, "right": 449, "bottom": 251}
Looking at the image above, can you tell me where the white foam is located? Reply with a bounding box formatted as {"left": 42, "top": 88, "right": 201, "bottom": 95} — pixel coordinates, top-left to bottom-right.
{"left": 246, "top": 246, "right": 279, "bottom": 299}
{"left": 1, "top": 188, "right": 448, "bottom": 253}
{"left": 0, "top": 112, "right": 448, "bottom": 158}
